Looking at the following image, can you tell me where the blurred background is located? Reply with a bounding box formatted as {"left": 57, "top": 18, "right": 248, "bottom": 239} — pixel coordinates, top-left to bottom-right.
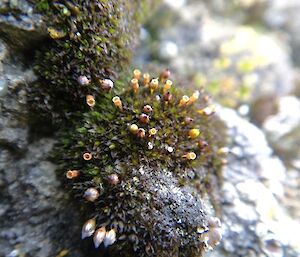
{"left": 134, "top": 0, "right": 300, "bottom": 256}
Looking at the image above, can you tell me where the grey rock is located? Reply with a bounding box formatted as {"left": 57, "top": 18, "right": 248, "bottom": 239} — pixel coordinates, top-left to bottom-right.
{"left": 0, "top": 40, "right": 34, "bottom": 151}
{"left": 206, "top": 107, "right": 300, "bottom": 257}
{"left": 0, "top": 37, "right": 85, "bottom": 256}
{"left": 0, "top": 0, "right": 46, "bottom": 49}
{"left": 0, "top": 138, "right": 85, "bottom": 257}
{"left": 263, "top": 96, "right": 300, "bottom": 168}
{"left": 264, "top": 0, "right": 300, "bottom": 67}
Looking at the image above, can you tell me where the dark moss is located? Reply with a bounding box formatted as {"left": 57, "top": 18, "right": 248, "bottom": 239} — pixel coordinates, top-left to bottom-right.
{"left": 28, "top": 0, "right": 158, "bottom": 127}
{"left": 57, "top": 70, "right": 225, "bottom": 256}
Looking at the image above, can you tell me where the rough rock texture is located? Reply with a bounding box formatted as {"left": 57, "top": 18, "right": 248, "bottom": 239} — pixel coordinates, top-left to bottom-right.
{"left": 0, "top": 40, "right": 32, "bottom": 151}
{"left": 0, "top": 38, "right": 85, "bottom": 256}
{"left": 0, "top": 139, "right": 85, "bottom": 257}
{"left": 263, "top": 96, "right": 300, "bottom": 168}
{"left": 207, "top": 107, "right": 300, "bottom": 257}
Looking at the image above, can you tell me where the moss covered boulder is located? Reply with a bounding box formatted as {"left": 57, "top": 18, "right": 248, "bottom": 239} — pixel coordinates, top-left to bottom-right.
{"left": 57, "top": 69, "right": 226, "bottom": 256}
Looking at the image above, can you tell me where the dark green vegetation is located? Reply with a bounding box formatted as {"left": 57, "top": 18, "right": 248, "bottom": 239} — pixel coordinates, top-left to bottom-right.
{"left": 29, "top": 0, "right": 154, "bottom": 125}
{"left": 58, "top": 70, "right": 226, "bottom": 256}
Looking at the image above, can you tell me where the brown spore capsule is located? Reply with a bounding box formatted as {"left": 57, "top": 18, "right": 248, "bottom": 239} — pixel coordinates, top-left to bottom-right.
{"left": 178, "top": 95, "right": 190, "bottom": 107}
{"left": 66, "top": 170, "right": 80, "bottom": 179}
{"left": 163, "top": 92, "right": 173, "bottom": 103}
{"left": 112, "top": 96, "right": 123, "bottom": 111}
{"left": 163, "top": 79, "right": 172, "bottom": 93}
{"left": 139, "top": 114, "right": 150, "bottom": 124}
{"left": 83, "top": 152, "right": 92, "bottom": 161}
{"left": 149, "top": 128, "right": 157, "bottom": 136}
{"left": 159, "top": 69, "right": 171, "bottom": 82}
{"left": 137, "top": 128, "right": 146, "bottom": 138}
{"left": 182, "top": 152, "right": 197, "bottom": 160}
{"left": 133, "top": 69, "right": 141, "bottom": 80}
{"left": 129, "top": 124, "right": 139, "bottom": 134}
{"left": 149, "top": 78, "right": 159, "bottom": 94}
{"left": 86, "top": 95, "right": 96, "bottom": 107}
{"left": 183, "top": 117, "right": 194, "bottom": 125}
{"left": 143, "top": 73, "right": 150, "bottom": 86}
{"left": 131, "top": 78, "right": 139, "bottom": 94}
{"left": 78, "top": 75, "right": 90, "bottom": 85}
{"left": 143, "top": 105, "right": 153, "bottom": 113}
{"left": 100, "top": 79, "right": 114, "bottom": 91}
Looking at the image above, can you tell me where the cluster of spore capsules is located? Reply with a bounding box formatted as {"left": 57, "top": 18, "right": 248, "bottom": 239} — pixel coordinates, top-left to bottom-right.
{"left": 62, "top": 68, "right": 227, "bottom": 253}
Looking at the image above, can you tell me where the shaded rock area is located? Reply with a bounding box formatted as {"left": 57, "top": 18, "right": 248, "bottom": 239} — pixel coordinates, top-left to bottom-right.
{"left": 0, "top": 39, "right": 85, "bottom": 256}
{"left": 0, "top": 0, "right": 46, "bottom": 49}
{"left": 0, "top": 139, "right": 85, "bottom": 257}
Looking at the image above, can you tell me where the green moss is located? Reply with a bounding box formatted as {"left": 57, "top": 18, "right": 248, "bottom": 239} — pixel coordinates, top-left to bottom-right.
{"left": 57, "top": 69, "right": 226, "bottom": 256}
{"left": 27, "top": 2, "right": 226, "bottom": 256}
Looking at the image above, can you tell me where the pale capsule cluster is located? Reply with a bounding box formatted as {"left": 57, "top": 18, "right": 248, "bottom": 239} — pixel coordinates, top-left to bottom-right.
{"left": 129, "top": 123, "right": 157, "bottom": 139}
{"left": 178, "top": 90, "right": 200, "bottom": 107}
{"left": 79, "top": 76, "right": 114, "bottom": 108}
{"left": 81, "top": 219, "right": 117, "bottom": 248}
{"left": 127, "top": 103, "right": 157, "bottom": 139}
{"left": 109, "top": 69, "right": 218, "bottom": 162}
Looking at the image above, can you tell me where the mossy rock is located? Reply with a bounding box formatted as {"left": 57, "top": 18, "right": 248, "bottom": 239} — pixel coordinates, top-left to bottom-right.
{"left": 28, "top": 0, "right": 159, "bottom": 127}
{"left": 57, "top": 69, "right": 226, "bottom": 256}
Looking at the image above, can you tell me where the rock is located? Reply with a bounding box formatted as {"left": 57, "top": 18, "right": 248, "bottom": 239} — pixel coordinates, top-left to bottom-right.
{"left": 206, "top": 107, "right": 300, "bottom": 257}
{"left": 262, "top": 96, "right": 300, "bottom": 221}
{"left": 263, "top": 96, "right": 300, "bottom": 167}
{"left": 263, "top": 0, "right": 300, "bottom": 67}
{"left": 0, "top": 138, "right": 86, "bottom": 257}
{"left": 0, "top": 38, "right": 85, "bottom": 256}
{"left": 0, "top": 0, "right": 46, "bottom": 49}
{"left": 0, "top": 40, "right": 35, "bottom": 151}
